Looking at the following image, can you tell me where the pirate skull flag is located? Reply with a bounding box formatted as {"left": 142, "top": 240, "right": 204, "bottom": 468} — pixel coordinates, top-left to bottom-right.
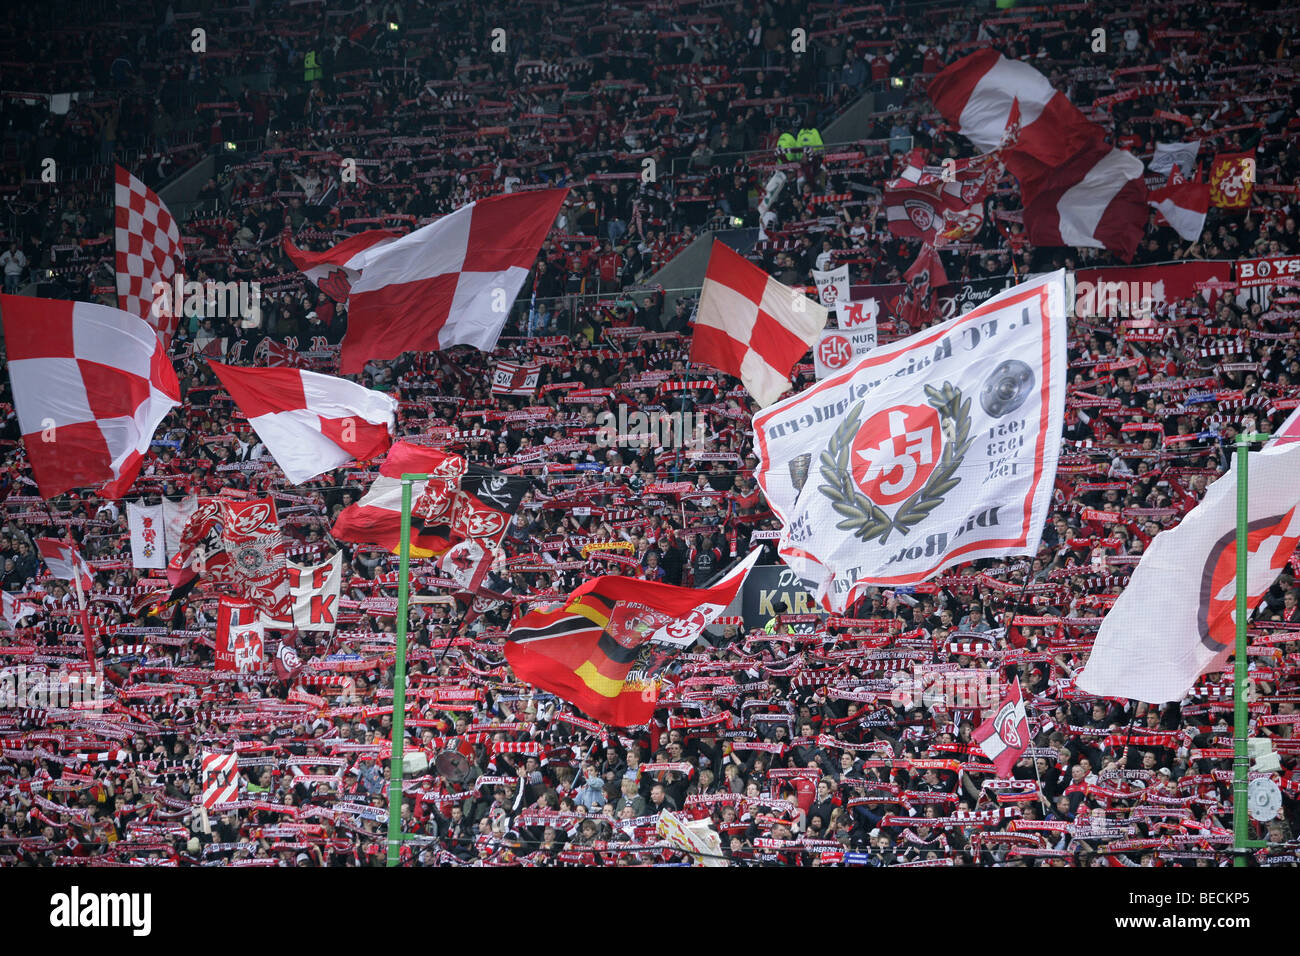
{"left": 752, "top": 271, "right": 1067, "bottom": 612}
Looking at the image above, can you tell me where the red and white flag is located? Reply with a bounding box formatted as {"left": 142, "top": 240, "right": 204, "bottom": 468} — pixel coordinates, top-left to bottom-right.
{"left": 973, "top": 677, "right": 1030, "bottom": 777}
{"left": 331, "top": 442, "right": 468, "bottom": 558}
{"left": 0, "top": 590, "right": 38, "bottom": 629}
{"left": 215, "top": 597, "right": 265, "bottom": 673}
{"left": 491, "top": 360, "right": 541, "bottom": 397}
{"left": 339, "top": 188, "right": 568, "bottom": 373}
{"left": 282, "top": 551, "right": 343, "bottom": 633}
{"left": 885, "top": 150, "right": 999, "bottom": 245}
{"left": 114, "top": 165, "right": 183, "bottom": 348}
{"left": 691, "top": 240, "right": 827, "bottom": 407}
{"left": 200, "top": 752, "right": 241, "bottom": 808}
{"left": 929, "top": 50, "right": 1147, "bottom": 259}
{"left": 208, "top": 362, "right": 396, "bottom": 484}
{"left": 283, "top": 229, "right": 401, "bottom": 302}
{"left": 1148, "top": 168, "right": 1209, "bottom": 242}
{"left": 36, "top": 538, "right": 94, "bottom": 593}
{"left": 1076, "top": 439, "right": 1300, "bottom": 703}
{"left": 1273, "top": 406, "right": 1300, "bottom": 445}
{"left": 0, "top": 295, "right": 180, "bottom": 499}
{"left": 893, "top": 244, "right": 948, "bottom": 330}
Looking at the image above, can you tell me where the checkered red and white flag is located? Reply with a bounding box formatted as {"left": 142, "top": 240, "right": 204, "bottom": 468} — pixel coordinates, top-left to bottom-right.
{"left": 114, "top": 165, "right": 183, "bottom": 348}
{"left": 200, "top": 752, "right": 241, "bottom": 808}
{"left": 339, "top": 188, "right": 568, "bottom": 374}
{"left": 691, "top": 240, "right": 827, "bottom": 407}
{"left": 0, "top": 294, "right": 181, "bottom": 500}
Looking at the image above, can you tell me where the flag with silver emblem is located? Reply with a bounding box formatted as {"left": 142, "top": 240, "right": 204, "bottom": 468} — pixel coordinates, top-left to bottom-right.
{"left": 752, "top": 271, "right": 1067, "bottom": 612}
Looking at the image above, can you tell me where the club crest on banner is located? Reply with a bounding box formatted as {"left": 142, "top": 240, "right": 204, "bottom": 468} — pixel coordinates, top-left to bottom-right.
{"left": 993, "top": 699, "right": 1022, "bottom": 749}
{"left": 820, "top": 385, "right": 971, "bottom": 544}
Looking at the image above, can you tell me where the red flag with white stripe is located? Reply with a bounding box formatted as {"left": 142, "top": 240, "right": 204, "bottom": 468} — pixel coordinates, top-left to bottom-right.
{"left": 36, "top": 538, "right": 94, "bottom": 592}
{"left": 0, "top": 590, "right": 37, "bottom": 629}
{"left": 208, "top": 362, "right": 396, "bottom": 484}
{"left": 1148, "top": 169, "right": 1209, "bottom": 242}
{"left": 929, "top": 50, "right": 1147, "bottom": 260}
{"left": 691, "top": 240, "right": 827, "bottom": 407}
{"left": 283, "top": 229, "right": 401, "bottom": 302}
{"left": 339, "top": 188, "right": 568, "bottom": 373}
{"left": 114, "top": 165, "right": 183, "bottom": 348}
{"left": 0, "top": 295, "right": 180, "bottom": 499}
{"left": 973, "top": 677, "right": 1029, "bottom": 778}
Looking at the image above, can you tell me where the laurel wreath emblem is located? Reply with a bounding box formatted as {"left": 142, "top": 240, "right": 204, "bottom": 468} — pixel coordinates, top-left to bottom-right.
{"left": 818, "top": 382, "right": 973, "bottom": 545}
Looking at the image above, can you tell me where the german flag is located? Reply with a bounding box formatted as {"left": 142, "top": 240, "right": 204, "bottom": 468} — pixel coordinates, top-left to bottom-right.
{"left": 504, "top": 552, "right": 759, "bottom": 726}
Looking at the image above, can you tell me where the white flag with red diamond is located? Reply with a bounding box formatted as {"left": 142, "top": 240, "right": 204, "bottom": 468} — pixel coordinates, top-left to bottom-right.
{"left": 691, "top": 240, "right": 827, "bottom": 407}
{"left": 752, "top": 271, "right": 1067, "bottom": 613}
{"left": 0, "top": 294, "right": 180, "bottom": 500}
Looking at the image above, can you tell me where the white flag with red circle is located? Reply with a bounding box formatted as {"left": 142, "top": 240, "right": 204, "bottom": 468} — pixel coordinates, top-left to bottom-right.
{"left": 752, "top": 271, "right": 1067, "bottom": 613}
{"left": 1076, "top": 439, "right": 1300, "bottom": 703}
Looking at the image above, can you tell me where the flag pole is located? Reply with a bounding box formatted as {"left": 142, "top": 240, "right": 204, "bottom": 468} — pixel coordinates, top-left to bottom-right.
{"left": 386, "top": 472, "right": 425, "bottom": 867}
{"left": 1232, "top": 431, "right": 1268, "bottom": 867}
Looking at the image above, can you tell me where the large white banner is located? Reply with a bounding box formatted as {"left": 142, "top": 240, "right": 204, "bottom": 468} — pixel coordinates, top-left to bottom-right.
{"left": 127, "top": 502, "right": 166, "bottom": 569}
{"left": 753, "top": 271, "right": 1068, "bottom": 612}
{"left": 1077, "top": 439, "right": 1300, "bottom": 703}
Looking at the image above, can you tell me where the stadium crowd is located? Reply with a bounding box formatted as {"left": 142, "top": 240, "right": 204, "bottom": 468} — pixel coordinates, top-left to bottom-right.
{"left": 0, "top": 0, "right": 1299, "bottom": 866}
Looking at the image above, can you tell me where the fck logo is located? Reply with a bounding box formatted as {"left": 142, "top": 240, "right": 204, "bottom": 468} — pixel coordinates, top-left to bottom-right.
{"left": 850, "top": 406, "right": 940, "bottom": 505}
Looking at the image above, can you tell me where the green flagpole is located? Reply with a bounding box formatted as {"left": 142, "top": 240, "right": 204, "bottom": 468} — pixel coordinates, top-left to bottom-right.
{"left": 1233, "top": 432, "right": 1269, "bottom": 867}
{"left": 386, "top": 473, "right": 425, "bottom": 867}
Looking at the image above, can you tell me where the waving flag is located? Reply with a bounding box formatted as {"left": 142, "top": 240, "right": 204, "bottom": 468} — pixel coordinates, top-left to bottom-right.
{"left": 929, "top": 50, "right": 1147, "bottom": 259}
{"left": 0, "top": 295, "right": 180, "bottom": 500}
{"left": 752, "top": 272, "right": 1067, "bottom": 612}
{"left": 114, "top": 165, "right": 183, "bottom": 347}
{"left": 208, "top": 362, "right": 396, "bottom": 484}
{"left": 167, "top": 497, "right": 291, "bottom": 619}
{"left": 973, "top": 677, "right": 1029, "bottom": 777}
{"left": 331, "top": 443, "right": 468, "bottom": 557}
{"left": 691, "top": 240, "right": 827, "bottom": 407}
{"left": 283, "top": 229, "right": 401, "bottom": 302}
{"left": 36, "top": 538, "right": 95, "bottom": 592}
{"left": 1076, "top": 439, "right": 1300, "bottom": 703}
{"left": 1148, "top": 168, "right": 1209, "bottom": 242}
{"left": 884, "top": 150, "right": 999, "bottom": 245}
{"left": 506, "top": 550, "right": 760, "bottom": 726}
{"left": 200, "top": 753, "right": 241, "bottom": 809}
{"left": 215, "top": 597, "right": 265, "bottom": 673}
{"left": 0, "top": 590, "right": 38, "bottom": 629}
{"left": 339, "top": 188, "right": 568, "bottom": 373}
